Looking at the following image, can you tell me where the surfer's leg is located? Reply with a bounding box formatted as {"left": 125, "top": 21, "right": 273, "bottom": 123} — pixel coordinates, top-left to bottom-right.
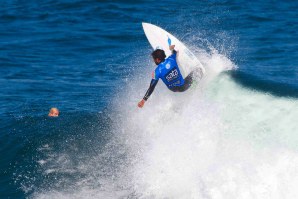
{"left": 190, "top": 68, "right": 203, "bottom": 80}
{"left": 169, "top": 68, "right": 203, "bottom": 92}
{"left": 169, "top": 81, "right": 190, "bottom": 92}
{"left": 179, "top": 69, "right": 200, "bottom": 91}
{"left": 187, "top": 68, "right": 203, "bottom": 90}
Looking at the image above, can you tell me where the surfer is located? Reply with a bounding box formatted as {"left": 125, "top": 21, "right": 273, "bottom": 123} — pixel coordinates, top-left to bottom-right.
{"left": 138, "top": 45, "right": 202, "bottom": 108}
{"left": 48, "top": 107, "right": 59, "bottom": 117}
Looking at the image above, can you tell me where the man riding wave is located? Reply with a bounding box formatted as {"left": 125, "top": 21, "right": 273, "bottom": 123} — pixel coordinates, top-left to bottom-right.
{"left": 138, "top": 45, "right": 202, "bottom": 108}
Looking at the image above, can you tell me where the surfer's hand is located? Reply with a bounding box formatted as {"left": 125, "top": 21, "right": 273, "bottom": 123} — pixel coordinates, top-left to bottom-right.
{"left": 169, "top": 45, "right": 175, "bottom": 50}
{"left": 138, "top": 99, "right": 145, "bottom": 108}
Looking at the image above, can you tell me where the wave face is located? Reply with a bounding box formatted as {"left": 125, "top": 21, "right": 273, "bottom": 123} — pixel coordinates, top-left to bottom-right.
{"left": 0, "top": 0, "right": 297, "bottom": 198}
{"left": 31, "top": 49, "right": 298, "bottom": 199}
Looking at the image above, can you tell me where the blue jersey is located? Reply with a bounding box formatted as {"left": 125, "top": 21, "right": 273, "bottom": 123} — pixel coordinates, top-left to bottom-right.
{"left": 152, "top": 52, "right": 184, "bottom": 88}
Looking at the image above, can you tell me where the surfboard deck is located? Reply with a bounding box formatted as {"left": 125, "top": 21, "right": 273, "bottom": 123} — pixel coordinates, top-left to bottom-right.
{"left": 142, "top": 22, "right": 205, "bottom": 78}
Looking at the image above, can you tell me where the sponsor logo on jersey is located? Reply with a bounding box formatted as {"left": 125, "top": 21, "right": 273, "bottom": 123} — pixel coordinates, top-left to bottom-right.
{"left": 165, "top": 68, "right": 179, "bottom": 82}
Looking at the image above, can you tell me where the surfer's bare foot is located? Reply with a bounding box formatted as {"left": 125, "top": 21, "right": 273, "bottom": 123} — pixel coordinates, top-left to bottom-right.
{"left": 138, "top": 99, "right": 145, "bottom": 108}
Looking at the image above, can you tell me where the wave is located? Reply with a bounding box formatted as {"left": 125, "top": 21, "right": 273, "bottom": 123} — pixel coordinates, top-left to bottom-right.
{"left": 31, "top": 46, "right": 298, "bottom": 199}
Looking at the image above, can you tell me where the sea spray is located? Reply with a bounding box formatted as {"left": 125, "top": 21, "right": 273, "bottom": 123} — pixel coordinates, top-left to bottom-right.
{"left": 32, "top": 43, "right": 298, "bottom": 199}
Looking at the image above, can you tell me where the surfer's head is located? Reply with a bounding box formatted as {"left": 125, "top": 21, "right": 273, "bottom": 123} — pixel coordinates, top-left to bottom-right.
{"left": 48, "top": 107, "right": 59, "bottom": 117}
{"left": 151, "top": 49, "right": 166, "bottom": 65}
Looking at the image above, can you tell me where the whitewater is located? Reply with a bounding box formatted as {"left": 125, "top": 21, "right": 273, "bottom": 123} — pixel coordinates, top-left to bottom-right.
{"left": 30, "top": 43, "right": 298, "bottom": 199}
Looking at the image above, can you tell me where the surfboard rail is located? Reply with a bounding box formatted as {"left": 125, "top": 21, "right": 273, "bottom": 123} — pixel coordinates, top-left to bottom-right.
{"left": 142, "top": 22, "right": 205, "bottom": 78}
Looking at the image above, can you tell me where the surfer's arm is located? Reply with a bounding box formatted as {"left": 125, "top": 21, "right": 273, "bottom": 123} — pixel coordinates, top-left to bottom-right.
{"left": 138, "top": 79, "right": 158, "bottom": 108}
{"left": 169, "top": 45, "right": 177, "bottom": 58}
{"left": 144, "top": 79, "right": 158, "bottom": 100}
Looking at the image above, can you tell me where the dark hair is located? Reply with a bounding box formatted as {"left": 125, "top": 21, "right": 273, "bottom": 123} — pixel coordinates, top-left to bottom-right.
{"left": 151, "top": 49, "right": 166, "bottom": 61}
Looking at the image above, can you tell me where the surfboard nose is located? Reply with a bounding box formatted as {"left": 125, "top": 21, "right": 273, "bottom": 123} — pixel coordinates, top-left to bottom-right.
{"left": 142, "top": 22, "right": 156, "bottom": 30}
{"left": 142, "top": 22, "right": 150, "bottom": 29}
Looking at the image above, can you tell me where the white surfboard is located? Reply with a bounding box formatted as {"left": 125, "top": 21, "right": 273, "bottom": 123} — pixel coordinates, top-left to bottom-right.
{"left": 142, "top": 22, "right": 205, "bottom": 78}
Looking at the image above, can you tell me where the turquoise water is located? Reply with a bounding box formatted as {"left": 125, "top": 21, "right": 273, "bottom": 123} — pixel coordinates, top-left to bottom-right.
{"left": 0, "top": 1, "right": 297, "bottom": 198}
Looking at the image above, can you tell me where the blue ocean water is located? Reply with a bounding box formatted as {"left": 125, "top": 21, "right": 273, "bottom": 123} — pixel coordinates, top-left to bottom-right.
{"left": 0, "top": 0, "right": 297, "bottom": 198}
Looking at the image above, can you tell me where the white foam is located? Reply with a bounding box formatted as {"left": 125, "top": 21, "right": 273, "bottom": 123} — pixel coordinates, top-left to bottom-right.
{"left": 122, "top": 68, "right": 297, "bottom": 198}
{"left": 32, "top": 48, "right": 298, "bottom": 199}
